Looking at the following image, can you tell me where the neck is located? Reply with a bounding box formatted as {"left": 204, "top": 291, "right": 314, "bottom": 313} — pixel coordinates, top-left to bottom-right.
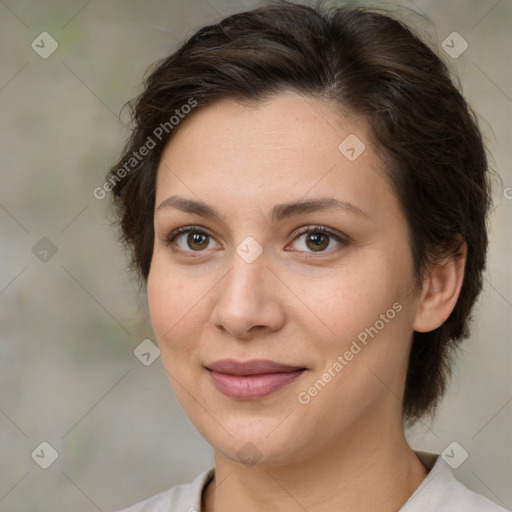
{"left": 202, "top": 418, "right": 428, "bottom": 512}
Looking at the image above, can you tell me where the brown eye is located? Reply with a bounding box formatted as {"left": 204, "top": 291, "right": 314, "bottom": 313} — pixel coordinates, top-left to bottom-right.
{"left": 165, "top": 226, "right": 220, "bottom": 254}
{"left": 290, "top": 226, "right": 347, "bottom": 254}
{"left": 305, "top": 232, "right": 330, "bottom": 251}
{"left": 186, "top": 232, "right": 210, "bottom": 251}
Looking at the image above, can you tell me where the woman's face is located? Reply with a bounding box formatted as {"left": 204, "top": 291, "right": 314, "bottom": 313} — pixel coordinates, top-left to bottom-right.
{"left": 147, "top": 92, "right": 422, "bottom": 466}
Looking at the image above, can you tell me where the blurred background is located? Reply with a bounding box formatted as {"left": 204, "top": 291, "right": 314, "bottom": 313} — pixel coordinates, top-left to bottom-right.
{"left": 0, "top": 0, "right": 511, "bottom": 510}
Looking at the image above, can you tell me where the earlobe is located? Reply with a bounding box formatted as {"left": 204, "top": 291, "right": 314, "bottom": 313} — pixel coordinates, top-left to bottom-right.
{"left": 413, "top": 241, "right": 467, "bottom": 333}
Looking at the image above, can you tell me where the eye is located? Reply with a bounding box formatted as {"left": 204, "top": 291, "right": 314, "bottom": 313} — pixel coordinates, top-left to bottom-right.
{"left": 289, "top": 225, "right": 347, "bottom": 254}
{"left": 163, "top": 226, "right": 220, "bottom": 256}
{"left": 163, "top": 224, "right": 348, "bottom": 257}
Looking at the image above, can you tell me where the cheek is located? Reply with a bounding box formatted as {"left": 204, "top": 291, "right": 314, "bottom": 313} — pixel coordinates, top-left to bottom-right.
{"left": 147, "top": 261, "right": 201, "bottom": 357}
{"left": 318, "top": 280, "right": 414, "bottom": 409}
{"left": 298, "top": 251, "right": 415, "bottom": 394}
{"left": 295, "top": 258, "right": 403, "bottom": 344}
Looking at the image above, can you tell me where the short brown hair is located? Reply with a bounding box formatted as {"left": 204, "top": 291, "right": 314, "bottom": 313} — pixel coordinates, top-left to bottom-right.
{"left": 107, "top": 1, "right": 491, "bottom": 424}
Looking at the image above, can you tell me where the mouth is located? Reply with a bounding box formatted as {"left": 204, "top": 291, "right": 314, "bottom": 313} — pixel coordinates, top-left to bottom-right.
{"left": 205, "top": 359, "right": 307, "bottom": 400}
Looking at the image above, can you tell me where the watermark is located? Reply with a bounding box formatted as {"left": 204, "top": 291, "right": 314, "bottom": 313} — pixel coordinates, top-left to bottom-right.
{"left": 31, "top": 441, "right": 59, "bottom": 469}
{"left": 441, "top": 441, "right": 468, "bottom": 469}
{"left": 236, "top": 236, "right": 263, "bottom": 264}
{"left": 504, "top": 186, "right": 512, "bottom": 200}
{"left": 133, "top": 338, "right": 160, "bottom": 366}
{"left": 441, "top": 32, "right": 468, "bottom": 59}
{"left": 93, "top": 97, "right": 198, "bottom": 200}
{"left": 236, "top": 442, "right": 263, "bottom": 467}
{"left": 338, "top": 133, "right": 365, "bottom": 161}
{"left": 297, "top": 301, "right": 403, "bottom": 405}
{"left": 31, "top": 32, "right": 59, "bottom": 59}
{"left": 32, "top": 237, "right": 58, "bottom": 263}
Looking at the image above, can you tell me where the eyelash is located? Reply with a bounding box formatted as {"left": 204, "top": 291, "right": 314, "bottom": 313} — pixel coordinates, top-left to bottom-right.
{"left": 162, "top": 225, "right": 348, "bottom": 258}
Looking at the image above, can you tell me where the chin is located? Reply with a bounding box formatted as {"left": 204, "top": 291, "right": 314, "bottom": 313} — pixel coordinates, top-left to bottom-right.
{"left": 193, "top": 411, "right": 315, "bottom": 468}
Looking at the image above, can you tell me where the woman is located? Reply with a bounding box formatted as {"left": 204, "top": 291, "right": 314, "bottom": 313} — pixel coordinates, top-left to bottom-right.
{"left": 108, "top": 2, "right": 506, "bottom": 511}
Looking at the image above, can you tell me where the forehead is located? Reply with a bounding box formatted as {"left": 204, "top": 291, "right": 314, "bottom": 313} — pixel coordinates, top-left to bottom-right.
{"left": 154, "top": 93, "right": 398, "bottom": 224}
{"left": 159, "top": 93, "right": 367, "bottom": 169}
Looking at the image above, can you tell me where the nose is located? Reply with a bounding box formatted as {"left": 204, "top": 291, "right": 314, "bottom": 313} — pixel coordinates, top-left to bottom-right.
{"left": 211, "top": 248, "right": 286, "bottom": 340}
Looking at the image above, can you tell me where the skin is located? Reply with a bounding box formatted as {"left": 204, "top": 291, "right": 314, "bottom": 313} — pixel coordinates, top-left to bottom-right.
{"left": 147, "top": 92, "right": 466, "bottom": 512}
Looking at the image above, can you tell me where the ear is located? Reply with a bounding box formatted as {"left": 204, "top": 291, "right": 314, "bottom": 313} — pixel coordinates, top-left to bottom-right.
{"left": 413, "top": 240, "right": 467, "bottom": 333}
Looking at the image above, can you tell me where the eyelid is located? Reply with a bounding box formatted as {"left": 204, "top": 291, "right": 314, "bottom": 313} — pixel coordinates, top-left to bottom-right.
{"left": 290, "top": 225, "right": 349, "bottom": 244}
{"left": 162, "top": 225, "right": 213, "bottom": 244}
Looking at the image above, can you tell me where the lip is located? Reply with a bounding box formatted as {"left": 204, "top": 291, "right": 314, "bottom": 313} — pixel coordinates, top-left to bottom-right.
{"left": 205, "top": 359, "right": 306, "bottom": 400}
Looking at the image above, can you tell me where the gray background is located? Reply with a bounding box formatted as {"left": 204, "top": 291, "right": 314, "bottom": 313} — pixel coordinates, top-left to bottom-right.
{"left": 0, "top": 0, "right": 511, "bottom": 510}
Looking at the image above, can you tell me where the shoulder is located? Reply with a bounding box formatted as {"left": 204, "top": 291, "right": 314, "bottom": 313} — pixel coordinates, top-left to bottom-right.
{"left": 401, "top": 453, "right": 509, "bottom": 512}
{"left": 111, "top": 468, "right": 214, "bottom": 512}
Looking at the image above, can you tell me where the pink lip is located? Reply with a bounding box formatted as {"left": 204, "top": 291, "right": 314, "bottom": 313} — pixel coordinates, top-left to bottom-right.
{"left": 206, "top": 359, "right": 306, "bottom": 400}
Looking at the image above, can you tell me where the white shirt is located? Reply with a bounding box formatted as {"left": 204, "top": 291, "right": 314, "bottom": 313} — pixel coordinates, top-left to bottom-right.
{"left": 113, "top": 452, "right": 509, "bottom": 511}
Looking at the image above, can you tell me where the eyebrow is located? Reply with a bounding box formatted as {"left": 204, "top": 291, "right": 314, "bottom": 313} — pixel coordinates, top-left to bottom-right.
{"left": 156, "top": 195, "right": 369, "bottom": 223}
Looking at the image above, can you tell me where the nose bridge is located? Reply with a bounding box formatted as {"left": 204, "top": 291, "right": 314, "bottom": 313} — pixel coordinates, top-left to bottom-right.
{"left": 212, "top": 239, "right": 282, "bottom": 337}
{"left": 221, "top": 241, "right": 268, "bottom": 309}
